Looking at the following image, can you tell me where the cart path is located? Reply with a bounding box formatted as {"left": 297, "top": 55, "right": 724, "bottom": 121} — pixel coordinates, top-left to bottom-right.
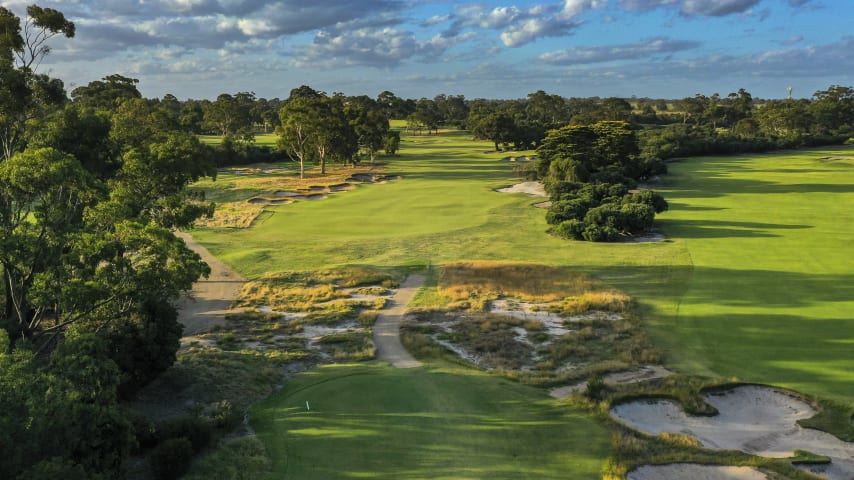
{"left": 174, "top": 232, "right": 246, "bottom": 336}
{"left": 374, "top": 274, "right": 426, "bottom": 368}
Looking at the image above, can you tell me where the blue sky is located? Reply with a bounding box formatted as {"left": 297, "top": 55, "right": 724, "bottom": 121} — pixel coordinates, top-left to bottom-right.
{"left": 3, "top": 0, "right": 851, "bottom": 100}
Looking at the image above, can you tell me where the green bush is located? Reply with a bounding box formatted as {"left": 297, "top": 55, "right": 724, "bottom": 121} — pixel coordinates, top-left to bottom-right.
{"left": 149, "top": 437, "right": 194, "bottom": 480}
{"left": 157, "top": 416, "right": 213, "bottom": 453}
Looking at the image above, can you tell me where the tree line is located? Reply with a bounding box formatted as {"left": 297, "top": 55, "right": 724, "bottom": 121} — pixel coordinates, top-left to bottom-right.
{"left": 1, "top": 6, "right": 215, "bottom": 478}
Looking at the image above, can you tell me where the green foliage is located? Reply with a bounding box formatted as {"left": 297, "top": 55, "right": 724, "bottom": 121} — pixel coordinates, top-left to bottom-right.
{"left": 183, "top": 437, "right": 273, "bottom": 480}
{"left": 0, "top": 335, "right": 133, "bottom": 479}
{"left": 157, "top": 416, "right": 214, "bottom": 453}
{"left": 149, "top": 437, "right": 194, "bottom": 480}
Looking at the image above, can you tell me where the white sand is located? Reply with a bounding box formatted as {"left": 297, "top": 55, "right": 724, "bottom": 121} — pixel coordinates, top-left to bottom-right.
{"left": 611, "top": 385, "right": 854, "bottom": 480}
{"left": 496, "top": 181, "right": 548, "bottom": 197}
{"left": 628, "top": 464, "right": 769, "bottom": 480}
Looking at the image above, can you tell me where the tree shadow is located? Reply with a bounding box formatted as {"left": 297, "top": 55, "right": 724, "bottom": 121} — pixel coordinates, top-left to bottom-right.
{"left": 656, "top": 218, "right": 812, "bottom": 239}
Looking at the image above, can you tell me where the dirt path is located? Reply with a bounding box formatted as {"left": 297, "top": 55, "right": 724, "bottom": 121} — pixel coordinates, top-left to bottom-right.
{"left": 373, "top": 274, "right": 426, "bottom": 368}
{"left": 174, "top": 232, "right": 246, "bottom": 336}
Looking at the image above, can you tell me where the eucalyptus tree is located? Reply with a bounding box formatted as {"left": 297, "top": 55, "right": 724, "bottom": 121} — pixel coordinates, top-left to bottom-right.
{"left": 0, "top": 5, "right": 74, "bottom": 160}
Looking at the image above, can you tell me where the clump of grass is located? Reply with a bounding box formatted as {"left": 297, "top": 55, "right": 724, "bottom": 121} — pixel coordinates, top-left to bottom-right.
{"left": 357, "top": 311, "right": 379, "bottom": 327}
{"left": 798, "top": 398, "right": 854, "bottom": 442}
{"left": 554, "top": 291, "right": 633, "bottom": 315}
{"left": 196, "top": 202, "right": 266, "bottom": 229}
{"left": 238, "top": 269, "right": 396, "bottom": 311}
{"left": 315, "top": 332, "right": 376, "bottom": 362}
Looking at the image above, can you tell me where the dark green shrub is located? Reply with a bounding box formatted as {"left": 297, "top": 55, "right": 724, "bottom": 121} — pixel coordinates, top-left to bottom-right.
{"left": 157, "top": 416, "right": 213, "bottom": 453}
{"left": 149, "top": 437, "right": 194, "bottom": 480}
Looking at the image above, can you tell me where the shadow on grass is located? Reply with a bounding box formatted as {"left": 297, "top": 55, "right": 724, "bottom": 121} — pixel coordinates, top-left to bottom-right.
{"left": 656, "top": 218, "right": 812, "bottom": 239}
{"left": 584, "top": 264, "right": 854, "bottom": 309}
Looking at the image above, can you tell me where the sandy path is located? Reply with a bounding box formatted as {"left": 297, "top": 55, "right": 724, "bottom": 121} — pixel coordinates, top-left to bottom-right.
{"left": 174, "top": 232, "right": 246, "bottom": 336}
{"left": 373, "top": 274, "right": 426, "bottom": 368}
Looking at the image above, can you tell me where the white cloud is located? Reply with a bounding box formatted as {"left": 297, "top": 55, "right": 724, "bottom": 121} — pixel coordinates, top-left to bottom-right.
{"left": 618, "top": 0, "right": 761, "bottom": 16}
{"left": 539, "top": 36, "right": 701, "bottom": 64}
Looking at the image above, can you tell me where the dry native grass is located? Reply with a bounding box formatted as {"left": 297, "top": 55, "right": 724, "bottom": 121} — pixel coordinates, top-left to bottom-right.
{"left": 197, "top": 202, "right": 266, "bottom": 229}
{"left": 439, "top": 261, "right": 628, "bottom": 307}
{"left": 402, "top": 261, "right": 657, "bottom": 383}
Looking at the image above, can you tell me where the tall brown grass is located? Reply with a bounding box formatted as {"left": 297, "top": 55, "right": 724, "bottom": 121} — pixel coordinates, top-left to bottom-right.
{"left": 440, "top": 261, "right": 596, "bottom": 302}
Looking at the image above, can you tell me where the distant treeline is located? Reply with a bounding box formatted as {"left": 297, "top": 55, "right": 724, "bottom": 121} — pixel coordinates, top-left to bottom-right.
{"left": 68, "top": 76, "right": 854, "bottom": 167}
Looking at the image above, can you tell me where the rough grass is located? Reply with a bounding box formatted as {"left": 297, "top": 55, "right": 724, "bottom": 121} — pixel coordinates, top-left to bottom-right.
{"left": 401, "top": 262, "right": 658, "bottom": 384}
{"left": 251, "top": 362, "right": 610, "bottom": 480}
{"left": 440, "top": 261, "right": 596, "bottom": 302}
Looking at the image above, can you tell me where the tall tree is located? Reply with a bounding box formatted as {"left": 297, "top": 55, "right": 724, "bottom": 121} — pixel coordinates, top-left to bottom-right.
{"left": 0, "top": 5, "right": 74, "bottom": 160}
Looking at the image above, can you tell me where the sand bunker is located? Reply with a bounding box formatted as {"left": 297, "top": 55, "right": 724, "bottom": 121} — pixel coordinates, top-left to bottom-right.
{"left": 611, "top": 385, "right": 854, "bottom": 480}
{"left": 534, "top": 201, "right": 552, "bottom": 209}
{"left": 623, "top": 232, "right": 666, "bottom": 243}
{"left": 500, "top": 155, "right": 537, "bottom": 162}
{"left": 496, "top": 181, "right": 548, "bottom": 197}
{"left": 549, "top": 365, "right": 674, "bottom": 399}
{"left": 628, "top": 464, "right": 769, "bottom": 480}
{"left": 329, "top": 183, "right": 355, "bottom": 192}
{"left": 347, "top": 173, "right": 401, "bottom": 184}
{"left": 247, "top": 198, "right": 292, "bottom": 205}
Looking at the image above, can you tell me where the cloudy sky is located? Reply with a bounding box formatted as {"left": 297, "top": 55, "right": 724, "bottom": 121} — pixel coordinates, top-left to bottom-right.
{"left": 3, "top": 0, "right": 851, "bottom": 100}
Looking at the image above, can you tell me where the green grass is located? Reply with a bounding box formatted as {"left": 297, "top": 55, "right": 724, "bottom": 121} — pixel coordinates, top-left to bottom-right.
{"left": 191, "top": 134, "right": 854, "bottom": 477}
{"left": 650, "top": 147, "right": 854, "bottom": 401}
{"left": 251, "top": 362, "right": 610, "bottom": 479}
{"left": 192, "top": 134, "right": 854, "bottom": 401}
{"left": 190, "top": 132, "right": 680, "bottom": 277}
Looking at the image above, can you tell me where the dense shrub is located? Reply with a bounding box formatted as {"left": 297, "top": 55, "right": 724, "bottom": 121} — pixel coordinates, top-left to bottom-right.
{"left": 149, "top": 437, "right": 194, "bottom": 480}
{"left": 157, "top": 416, "right": 213, "bottom": 453}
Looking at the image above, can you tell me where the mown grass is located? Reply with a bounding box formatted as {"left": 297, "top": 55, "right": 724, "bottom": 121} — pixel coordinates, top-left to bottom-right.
{"left": 188, "top": 133, "right": 854, "bottom": 475}
{"left": 651, "top": 146, "right": 854, "bottom": 401}
{"left": 251, "top": 362, "right": 610, "bottom": 480}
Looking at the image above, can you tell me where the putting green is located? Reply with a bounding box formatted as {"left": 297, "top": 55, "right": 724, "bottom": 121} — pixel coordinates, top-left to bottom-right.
{"left": 251, "top": 363, "right": 609, "bottom": 479}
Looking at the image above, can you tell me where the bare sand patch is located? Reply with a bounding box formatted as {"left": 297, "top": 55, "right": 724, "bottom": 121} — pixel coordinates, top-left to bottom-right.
{"left": 611, "top": 385, "right": 854, "bottom": 480}
{"left": 534, "top": 200, "right": 552, "bottom": 209}
{"left": 623, "top": 231, "right": 666, "bottom": 243}
{"left": 628, "top": 464, "right": 769, "bottom": 480}
{"left": 496, "top": 181, "right": 548, "bottom": 197}
{"left": 500, "top": 155, "right": 537, "bottom": 162}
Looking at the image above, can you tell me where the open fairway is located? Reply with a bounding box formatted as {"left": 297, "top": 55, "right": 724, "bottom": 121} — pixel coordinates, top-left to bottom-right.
{"left": 651, "top": 147, "right": 854, "bottom": 400}
{"left": 191, "top": 135, "right": 854, "bottom": 401}
{"left": 251, "top": 362, "right": 610, "bottom": 479}
{"left": 192, "top": 134, "right": 854, "bottom": 478}
{"left": 190, "top": 132, "right": 682, "bottom": 276}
